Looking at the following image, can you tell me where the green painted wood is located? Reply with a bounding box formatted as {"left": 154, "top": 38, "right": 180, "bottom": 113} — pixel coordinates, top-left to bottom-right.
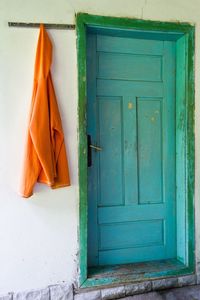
{"left": 99, "top": 220, "right": 163, "bottom": 251}
{"left": 78, "top": 13, "right": 192, "bottom": 34}
{"left": 137, "top": 98, "right": 163, "bottom": 204}
{"left": 87, "top": 33, "right": 99, "bottom": 266}
{"left": 96, "top": 35, "right": 164, "bottom": 55}
{"left": 186, "top": 29, "right": 195, "bottom": 270}
{"left": 89, "top": 27, "right": 184, "bottom": 41}
{"left": 98, "top": 97, "right": 123, "bottom": 206}
{"left": 98, "top": 204, "right": 164, "bottom": 224}
{"left": 84, "top": 268, "right": 193, "bottom": 288}
{"left": 176, "top": 35, "right": 186, "bottom": 264}
{"left": 98, "top": 52, "right": 162, "bottom": 81}
{"left": 97, "top": 79, "right": 163, "bottom": 97}
{"left": 88, "top": 258, "right": 186, "bottom": 277}
{"left": 123, "top": 97, "right": 138, "bottom": 205}
{"left": 76, "top": 15, "right": 88, "bottom": 284}
{"left": 85, "top": 258, "right": 191, "bottom": 288}
{"left": 76, "top": 13, "right": 195, "bottom": 287}
{"left": 99, "top": 245, "right": 167, "bottom": 266}
{"left": 87, "top": 34, "right": 176, "bottom": 266}
{"left": 162, "top": 41, "right": 176, "bottom": 259}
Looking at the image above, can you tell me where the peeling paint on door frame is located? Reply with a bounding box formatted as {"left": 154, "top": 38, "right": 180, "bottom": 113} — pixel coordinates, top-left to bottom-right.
{"left": 76, "top": 13, "right": 195, "bottom": 288}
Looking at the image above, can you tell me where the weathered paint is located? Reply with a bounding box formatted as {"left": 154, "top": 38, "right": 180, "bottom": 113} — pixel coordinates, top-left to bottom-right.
{"left": 187, "top": 29, "right": 195, "bottom": 271}
{"left": 87, "top": 35, "right": 176, "bottom": 265}
{"left": 77, "top": 13, "right": 194, "bottom": 33}
{"left": 82, "top": 263, "right": 192, "bottom": 288}
{"left": 176, "top": 35, "right": 187, "bottom": 264}
{"left": 76, "top": 13, "right": 195, "bottom": 288}
{"left": 76, "top": 15, "right": 88, "bottom": 284}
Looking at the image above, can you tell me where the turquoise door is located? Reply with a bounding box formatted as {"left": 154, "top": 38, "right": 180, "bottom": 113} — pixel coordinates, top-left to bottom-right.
{"left": 87, "top": 33, "right": 176, "bottom": 266}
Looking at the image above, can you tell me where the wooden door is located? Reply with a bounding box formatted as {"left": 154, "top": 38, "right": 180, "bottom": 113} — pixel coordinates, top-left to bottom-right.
{"left": 87, "top": 33, "right": 176, "bottom": 266}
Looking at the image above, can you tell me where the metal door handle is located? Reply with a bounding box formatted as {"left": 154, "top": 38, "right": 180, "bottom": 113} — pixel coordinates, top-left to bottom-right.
{"left": 87, "top": 135, "right": 102, "bottom": 167}
{"left": 88, "top": 135, "right": 92, "bottom": 167}
{"left": 89, "top": 144, "right": 102, "bottom": 151}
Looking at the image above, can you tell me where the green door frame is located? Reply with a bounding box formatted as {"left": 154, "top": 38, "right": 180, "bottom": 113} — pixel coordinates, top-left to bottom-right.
{"left": 76, "top": 13, "right": 195, "bottom": 288}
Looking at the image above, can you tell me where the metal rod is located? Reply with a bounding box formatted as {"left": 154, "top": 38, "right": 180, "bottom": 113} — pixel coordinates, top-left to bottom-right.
{"left": 89, "top": 144, "right": 102, "bottom": 151}
{"left": 8, "top": 22, "right": 75, "bottom": 30}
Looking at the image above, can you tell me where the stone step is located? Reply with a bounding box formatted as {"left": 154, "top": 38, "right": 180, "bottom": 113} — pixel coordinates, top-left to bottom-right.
{"left": 75, "top": 275, "right": 198, "bottom": 300}
{"left": 121, "top": 285, "right": 200, "bottom": 300}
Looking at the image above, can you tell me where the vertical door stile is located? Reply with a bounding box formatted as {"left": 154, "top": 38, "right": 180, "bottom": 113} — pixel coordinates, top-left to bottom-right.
{"left": 87, "top": 33, "right": 99, "bottom": 266}
{"left": 163, "top": 41, "right": 177, "bottom": 258}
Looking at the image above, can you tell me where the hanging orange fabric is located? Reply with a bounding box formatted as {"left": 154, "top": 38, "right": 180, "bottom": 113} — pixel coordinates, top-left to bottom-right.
{"left": 20, "top": 24, "right": 70, "bottom": 198}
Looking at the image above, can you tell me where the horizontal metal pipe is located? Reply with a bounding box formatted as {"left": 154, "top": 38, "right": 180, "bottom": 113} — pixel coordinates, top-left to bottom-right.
{"left": 8, "top": 22, "right": 75, "bottom": 30}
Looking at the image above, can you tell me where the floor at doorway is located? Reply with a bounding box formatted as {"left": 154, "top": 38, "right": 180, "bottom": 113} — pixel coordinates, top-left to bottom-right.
{"left": 121, "top": 284, "right": 200, "bottom": 300}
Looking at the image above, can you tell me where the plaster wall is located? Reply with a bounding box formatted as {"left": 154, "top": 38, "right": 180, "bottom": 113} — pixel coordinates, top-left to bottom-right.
{"left": 0, "top": 0, "right": 199, "bottom": 294}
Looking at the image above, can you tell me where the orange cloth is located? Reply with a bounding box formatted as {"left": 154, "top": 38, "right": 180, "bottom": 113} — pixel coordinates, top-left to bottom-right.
{"left": 20, "top": 24, "right": 70, "bottom": 198}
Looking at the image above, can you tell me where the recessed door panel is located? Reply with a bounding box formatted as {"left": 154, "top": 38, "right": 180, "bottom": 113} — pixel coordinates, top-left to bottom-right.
{"left": 98, "top": 52, "right": 162, "bottom": 81}
{"left": 137, "top": 98, "right": 163, "bottom": 204}
{"left": 99, "top": 220, "right": 164, "bottom": 250}
{"left": 98, "top": 97, "right": 123, "bottom": 206}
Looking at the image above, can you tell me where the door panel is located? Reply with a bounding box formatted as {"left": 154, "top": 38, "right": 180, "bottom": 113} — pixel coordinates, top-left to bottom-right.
{"left": 98, "top": 52, "right": 162, "bottom": 81}
{"left": 123, "top": 96, "right": 138, "bottom": 205}
{"left": 96, "top": 34, "right": 164, "bottom": 55}
{"left": 100, "top": 220, "right": 164, "bottom": 249}
{"left": 87, "top": 33, "right": 176, "bottom": 266}
{"left": 98, "top": 97, "right": 123, "bottom": 206}
{"left": 137, "top": 98, "right": 163, "bottom": 204}
{"left": 99, "top": 244, "right": 167, "bottom": 265}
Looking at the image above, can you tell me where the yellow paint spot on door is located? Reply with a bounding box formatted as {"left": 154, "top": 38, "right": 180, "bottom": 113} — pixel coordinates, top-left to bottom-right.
{"left": 128, "top": 102, "right": 133, "bottom": 109}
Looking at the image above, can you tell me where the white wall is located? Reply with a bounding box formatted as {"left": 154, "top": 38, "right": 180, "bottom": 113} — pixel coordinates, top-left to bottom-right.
{"left": 0, "top": 0, "right": 78, "bottom": 293}
{"left": 0, "top": 0, "right": 200, "bottom": 294}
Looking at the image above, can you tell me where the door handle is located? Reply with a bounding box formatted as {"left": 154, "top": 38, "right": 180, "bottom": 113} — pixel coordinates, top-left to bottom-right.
{"left": 88, "top": 135, "right": 92, "bottom": 167}
{"left": 87, "top": 135, "right": 102, "bottom": 167}
{"left": 89, "top": 144, "right": 102, "bottom": 151}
